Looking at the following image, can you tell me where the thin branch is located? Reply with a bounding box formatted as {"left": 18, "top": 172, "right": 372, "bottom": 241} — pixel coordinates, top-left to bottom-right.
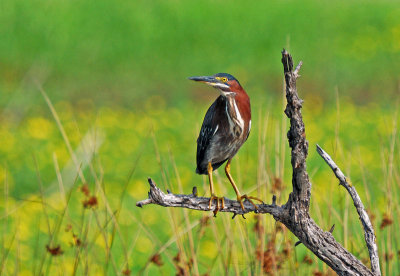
{"left": 316, "top": 144, "right": 381, "bottom": 275}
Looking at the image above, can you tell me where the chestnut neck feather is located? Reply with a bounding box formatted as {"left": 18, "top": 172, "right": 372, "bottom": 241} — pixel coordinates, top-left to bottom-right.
{"left": 233, "top": 88, "right": 251, "bottom": 123}
{"left": 222, "top": 84, "right": 251, "bottom": 137}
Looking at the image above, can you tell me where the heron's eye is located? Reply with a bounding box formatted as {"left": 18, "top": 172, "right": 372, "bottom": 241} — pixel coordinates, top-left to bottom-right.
{"left": 221, "top": 77, "right": 228, "bottom": 82}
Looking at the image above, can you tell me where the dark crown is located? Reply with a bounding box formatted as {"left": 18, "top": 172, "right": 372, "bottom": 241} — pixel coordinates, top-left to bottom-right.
{"left": 214, "top": 73, "right": 240, "bottom": 84}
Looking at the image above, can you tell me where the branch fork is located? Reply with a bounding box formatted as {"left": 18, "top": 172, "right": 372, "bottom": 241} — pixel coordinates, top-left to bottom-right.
{"left": 137, "top": 50, "right": 381, "bottom": 276}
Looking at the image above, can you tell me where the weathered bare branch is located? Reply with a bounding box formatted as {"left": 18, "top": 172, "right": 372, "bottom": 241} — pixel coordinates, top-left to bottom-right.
{"left": 282, "top": 50, "right": 311, "bottom": 211}
{"left": 136, "top": 50, "right": 381, "bottom": 276}
{"left": 278, "top": 49, "right": 376, "bottom": 275}
{"left": 136, "top": 178, "right": 285, "bottom": 219}
{"left": 316, "top": 145, "right": 381, "bottom": 275}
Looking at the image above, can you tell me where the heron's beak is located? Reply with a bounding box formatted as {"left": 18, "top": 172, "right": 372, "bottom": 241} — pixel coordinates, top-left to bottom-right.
{"left": 188, "top": 76, "right": 230, "bottom": 89}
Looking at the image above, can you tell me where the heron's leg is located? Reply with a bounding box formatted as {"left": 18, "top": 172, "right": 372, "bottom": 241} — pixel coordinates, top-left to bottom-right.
{"left": 207, "top": 162, "right": 225, "bottom": 211}
{"left": 225, "top": 159, "right": 263, "bottom": 210}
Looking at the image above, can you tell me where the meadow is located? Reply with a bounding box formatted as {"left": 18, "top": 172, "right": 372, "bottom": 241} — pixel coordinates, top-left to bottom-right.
{"left": 1, "top": 0, "right": 400, "bottom": 275}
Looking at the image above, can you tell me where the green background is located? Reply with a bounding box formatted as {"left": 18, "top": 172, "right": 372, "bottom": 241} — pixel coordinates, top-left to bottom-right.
{"left": 1, "top": 0, "right": 399, "bottom": 275}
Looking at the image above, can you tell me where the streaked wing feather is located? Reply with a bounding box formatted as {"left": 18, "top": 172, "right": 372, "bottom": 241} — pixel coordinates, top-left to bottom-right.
{"left": 196, "top": 101, "right": 218, "bottom": 172}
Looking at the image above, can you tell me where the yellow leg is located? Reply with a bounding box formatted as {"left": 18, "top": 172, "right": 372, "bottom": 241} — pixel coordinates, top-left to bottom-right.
{"left": 225, "top": 159, "right": 263, "bottom": 210}
{"left": 207, "top": 162, "right": 225, "bottom": 211}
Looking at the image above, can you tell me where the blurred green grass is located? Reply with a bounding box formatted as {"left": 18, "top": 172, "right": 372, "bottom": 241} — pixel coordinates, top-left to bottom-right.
{"left": 1, "top": 0, "right": 400, "bottom": 106}
{"left": 1, "top": 0, "right": 400, "bottom": 275}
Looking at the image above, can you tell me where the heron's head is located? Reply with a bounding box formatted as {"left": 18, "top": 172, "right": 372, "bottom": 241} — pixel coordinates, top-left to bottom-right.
{"left": 188, "top": 73, "right": 242, "bottom": 96}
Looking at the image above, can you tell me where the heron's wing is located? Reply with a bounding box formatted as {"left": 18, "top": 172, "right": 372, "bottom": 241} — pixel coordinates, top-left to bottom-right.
{"left": 196, "top": 99, "right": 220, "bottom": 173}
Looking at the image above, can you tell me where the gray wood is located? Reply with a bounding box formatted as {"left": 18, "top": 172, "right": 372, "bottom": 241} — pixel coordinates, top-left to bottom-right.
{"left": 136, "top": 50, "right": 380, "bottom": 276}
{"left": 316, "top": 145, "right": 380, "bottom": 275}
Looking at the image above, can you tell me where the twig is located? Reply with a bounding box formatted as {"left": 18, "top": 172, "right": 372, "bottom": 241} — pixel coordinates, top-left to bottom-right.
{"left": 316, "top": 144, "right": 380, "bottom": 275}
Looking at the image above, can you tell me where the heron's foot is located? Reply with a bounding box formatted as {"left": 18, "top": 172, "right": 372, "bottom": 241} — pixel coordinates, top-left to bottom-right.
{"left": 209, "top": 194, "right": 225, "bottom": 213}
{"left": 237, "top": 195, "right": 264, "bottom": 211}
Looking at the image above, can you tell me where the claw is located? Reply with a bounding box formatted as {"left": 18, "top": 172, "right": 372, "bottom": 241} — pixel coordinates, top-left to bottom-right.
{"left": 209, "top": 194, "right": 225, "bottom": 215}
{"left": 236, "top": 196, "right": 245, "bottom": 210}
{"left": 237, "top": 194, "right": 264, "bottom": 211}
{"left": 208, "top": 194, "right": 217, "bottom": 209}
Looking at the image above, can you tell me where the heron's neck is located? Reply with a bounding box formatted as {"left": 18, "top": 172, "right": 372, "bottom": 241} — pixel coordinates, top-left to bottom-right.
{"left": 224, "top": 91, "right": 251, "bottom": 133}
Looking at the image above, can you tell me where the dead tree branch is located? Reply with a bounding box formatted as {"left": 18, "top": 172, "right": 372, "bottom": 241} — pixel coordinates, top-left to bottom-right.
{"left": 316, "top": 145, "right": 380, "bottom": 274}
{"left": 136, "top": 50, "right": 380, "bottom": 276}
{"left": 137, "top": 178, "right": 284, "bottom": 219}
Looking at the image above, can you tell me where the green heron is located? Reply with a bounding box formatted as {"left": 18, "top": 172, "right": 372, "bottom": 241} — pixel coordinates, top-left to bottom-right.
{"left": 189, "top": 73, "right": 263, "bottom": 211}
